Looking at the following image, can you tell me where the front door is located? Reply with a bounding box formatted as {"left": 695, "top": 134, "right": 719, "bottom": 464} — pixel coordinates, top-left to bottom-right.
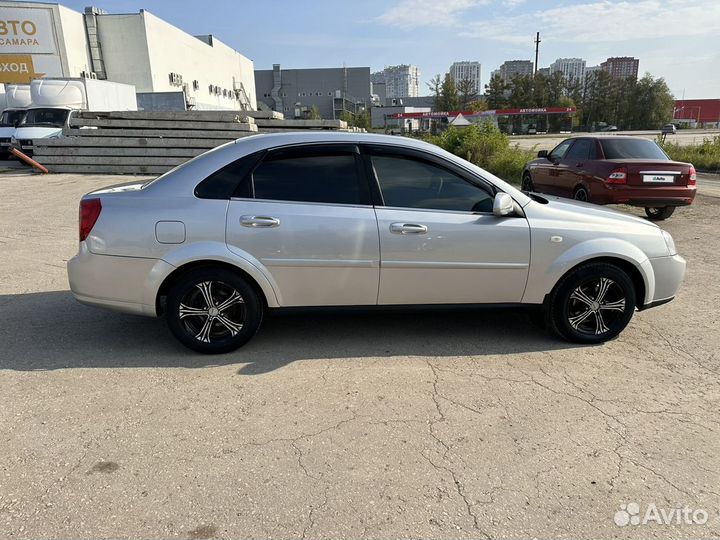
{"left": 536, "top": 139, "right": 573, "bottom": 195}
{"left": 364, "top": 146, "right": 531, "bottom": 305}
{"left": 226, "top": 144, "right": 380, "bottom": 306}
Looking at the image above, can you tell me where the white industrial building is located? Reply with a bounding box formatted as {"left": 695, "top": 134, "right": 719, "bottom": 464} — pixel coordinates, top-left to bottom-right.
{"left": 449, "top": 61, "right": 481, "bottom": 94}
{"left": 0, "top": 2, "right": 256, "bottom": 111}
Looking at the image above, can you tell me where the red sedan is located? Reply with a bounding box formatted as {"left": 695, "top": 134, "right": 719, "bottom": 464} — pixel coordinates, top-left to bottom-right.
{"left": 522, "top": 136, "right": 696, "bottom": 220}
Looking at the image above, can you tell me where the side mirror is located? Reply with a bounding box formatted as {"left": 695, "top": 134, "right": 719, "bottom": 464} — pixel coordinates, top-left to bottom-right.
{"left": 537, "top": 150, "right": 549, "bottom": 159}
{"left": 493, "top": 192, "right": 515, "bottom": 217}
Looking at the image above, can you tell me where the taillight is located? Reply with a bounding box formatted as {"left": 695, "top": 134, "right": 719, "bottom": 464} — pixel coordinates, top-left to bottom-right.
{"left": 79, "top": 198, "right": 102, "bottom": 241}
{"left": 607, "top": 167, "right": 627, "bottom": 184}
{"left": 688, "top": 165, "right": 697, "bottom": 186}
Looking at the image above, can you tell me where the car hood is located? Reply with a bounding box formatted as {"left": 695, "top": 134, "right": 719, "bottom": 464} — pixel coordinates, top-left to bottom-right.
{"left": 527, "top": 194, "right": 658, "bottom": 229}
{"left": 14, "top": 126, "right": 62, "bottom": 139}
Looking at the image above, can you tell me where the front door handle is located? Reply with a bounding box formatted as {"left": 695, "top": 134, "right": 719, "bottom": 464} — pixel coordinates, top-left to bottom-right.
{"left": 240, "top": 215, "right": 280, "bottom": 228}
{"left": 390, "top": 223, "right": 427, "bottom": 235}
{"left": 576, "top": 162, "right": 584, "bottom": 167}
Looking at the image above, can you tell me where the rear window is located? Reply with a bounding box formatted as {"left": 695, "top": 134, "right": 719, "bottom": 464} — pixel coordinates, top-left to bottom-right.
{"left": 600, "top": 139, "right": 668, "bottom": 160}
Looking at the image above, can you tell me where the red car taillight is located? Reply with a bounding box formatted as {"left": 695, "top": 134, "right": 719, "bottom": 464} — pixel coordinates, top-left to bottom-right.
{"left": 607, "top": 167, "right": 627, "bottom": 184}
{"left": 79, "top": 198, "right": 102, "bottom": 241}
{"left": 688, "top": 165, "right": 697, "bottom": 186}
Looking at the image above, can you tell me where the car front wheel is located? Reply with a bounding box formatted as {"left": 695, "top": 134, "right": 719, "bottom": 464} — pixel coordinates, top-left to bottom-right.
{"left": 645, "top": 206, "right": 675, "bottom": 221}
{"left": 548, "top": 262, "right": 636, "bottom": 344}
{"left": 166, "top": 267, "right": 263, "bottom": 354}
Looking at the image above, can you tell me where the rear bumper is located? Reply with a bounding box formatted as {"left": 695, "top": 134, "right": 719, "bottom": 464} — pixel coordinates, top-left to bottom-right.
{"left": 645, "top": 253, "right": 686, "bottom": 307}
{"left": 595, "top": 184, "right": 696, "bottom": 207}
{"left": 67, "top": 243, "right": 174, "bottom": 317}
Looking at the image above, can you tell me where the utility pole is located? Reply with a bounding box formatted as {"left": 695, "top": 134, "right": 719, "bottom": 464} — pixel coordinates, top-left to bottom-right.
{"left": 534, "top": 31, "right": 541, "bottom": 76}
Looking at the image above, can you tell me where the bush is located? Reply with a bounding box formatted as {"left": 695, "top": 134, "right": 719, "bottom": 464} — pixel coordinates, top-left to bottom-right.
{"left": 424, "top": 124, "right": 534, "bottom": 184}
{"left": 659, "top": 135, "right": 720, "bottom": 173}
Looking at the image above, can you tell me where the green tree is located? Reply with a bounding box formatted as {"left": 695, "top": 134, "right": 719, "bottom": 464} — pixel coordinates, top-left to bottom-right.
{"left": 340, "top": 109, "right": 371, "bottom": 130}
{"left": 457, "top": 75, "right": 478, "bottom": 110}
{"left": 308, "top": 105, "right": 321, "bottom": 120}
{"left": 440, "top": 73, "right": 459, "bottom": 111}
{"left": 508, "top": 74, "right": 533, "bottom": 108}
{"left": 427, "top": 74, "right": 443, "bottom": 111}
{"left": 627, "top": 74, "right": 674, "bottom": 129}
{"left": 484, "top": 74, "right": 507, "bottom": 109}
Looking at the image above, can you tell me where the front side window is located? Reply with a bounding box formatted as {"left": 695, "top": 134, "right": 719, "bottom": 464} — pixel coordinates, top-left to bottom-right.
{"left": 549, "top": 140, "right": 573, "bottom": 161}
{"left": 252, "top": 151, "right": 363, "bottom": 205}
{"left": 0, "top": 110, "right": 25, "bottom": 127}
{"left": 371, "top": 154, "right": 494, "bottom": 213}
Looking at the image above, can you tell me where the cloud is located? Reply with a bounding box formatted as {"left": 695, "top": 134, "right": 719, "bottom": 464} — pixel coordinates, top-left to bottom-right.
{"left": 376, "top": 0, "right": 489, "bottom": 28}
{"left": 460, "top": 0, "right": 720, "bottom": 43}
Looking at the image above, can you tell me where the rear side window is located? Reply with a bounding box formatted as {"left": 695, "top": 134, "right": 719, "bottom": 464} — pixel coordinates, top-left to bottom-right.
{"left": 600, "top": 139, "right": 668, "bottom": 160}
{"left": 195, "top": 151, "right": 263, "bottom": 199}
{"left": 252, "top": 150, "right": 365, "bottom": 205}
{"left": 565, "top": 139, "right": 595, "bottom": 161}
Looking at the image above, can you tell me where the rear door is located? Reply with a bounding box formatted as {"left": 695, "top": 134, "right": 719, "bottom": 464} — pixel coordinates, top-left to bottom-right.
{"left": 225, "top": 144, "right": 380, "bottom": 307}
{"left": 560, "top": 138, "right": 595, "bottom": 195}
{"left": 364, "top": 145, "right": 530, "bottom": 305}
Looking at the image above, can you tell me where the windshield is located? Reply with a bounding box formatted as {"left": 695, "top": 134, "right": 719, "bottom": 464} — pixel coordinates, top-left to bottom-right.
{"left": 0, "top": 110, "right": 26, "bottom": 127}
{"left": 600, "top": 138, "right": 668, "bottom": 160}
{"left": 21, "top": 108, "right": 70, "bottom": 128}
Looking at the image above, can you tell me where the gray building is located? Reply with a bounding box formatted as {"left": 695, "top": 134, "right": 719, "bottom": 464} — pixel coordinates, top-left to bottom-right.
{"left": 496, "top": 60, "right": 534, "bottom": 83}
{"left": 255, "top": 64, "right": 371, "bottom": 119}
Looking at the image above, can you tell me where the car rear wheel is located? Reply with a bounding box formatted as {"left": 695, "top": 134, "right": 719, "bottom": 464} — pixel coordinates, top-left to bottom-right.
{"left": 644, "top": 206, "right": 675, "bottom": 221}
{"left": 521, "top": 172, "right": 534, "bottom": 192}
{"left": 166, "top": 267, "right": 263, "bottom": 354}
{"left": 548, "top": 262, "right": 636, "bottom": 344}
{"left": 573, "top": 186, "right": 589, "bottom": 202}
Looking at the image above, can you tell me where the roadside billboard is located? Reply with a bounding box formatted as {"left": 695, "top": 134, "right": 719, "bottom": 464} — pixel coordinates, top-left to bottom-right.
{"left": 0, "top": 5, "right": 60, "bottom": 84}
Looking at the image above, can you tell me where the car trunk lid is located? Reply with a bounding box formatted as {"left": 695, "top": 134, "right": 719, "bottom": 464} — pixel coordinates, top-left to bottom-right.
{"left": 605, "top": 159, "right": 691, "bottom": 187}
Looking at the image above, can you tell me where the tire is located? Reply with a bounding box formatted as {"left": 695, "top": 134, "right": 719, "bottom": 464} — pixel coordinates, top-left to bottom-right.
{"left": 644, "top": 206, "right": 675, "bottom": 221}
{"left": 573, "top": 186, "right": 589, "bottom": 202}
{"left": 521, "top": 172, "right": 534, "bottom": 192}
{"left": 166, "top": 267, "right": 263, "bottom": 354}
{"left": 547, "top": 262, "right": 636, "bottom": 344}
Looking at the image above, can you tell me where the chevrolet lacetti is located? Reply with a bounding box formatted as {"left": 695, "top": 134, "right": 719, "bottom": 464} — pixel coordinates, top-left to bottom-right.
{"left": 67, "top": 132, "right": 686, "bottom": 354}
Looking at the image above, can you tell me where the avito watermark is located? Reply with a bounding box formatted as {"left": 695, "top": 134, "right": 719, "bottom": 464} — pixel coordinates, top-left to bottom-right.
{"left": 614, "top": 502, "right": 709, "bottom": 527}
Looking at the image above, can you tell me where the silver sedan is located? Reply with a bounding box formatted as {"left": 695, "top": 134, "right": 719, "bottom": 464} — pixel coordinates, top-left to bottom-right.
{"left": 67, "top": 132, "right": 686, "bottom": 353}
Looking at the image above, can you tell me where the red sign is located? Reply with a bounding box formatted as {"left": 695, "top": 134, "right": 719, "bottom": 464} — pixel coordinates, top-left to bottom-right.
{"left": 388, "top": 107, "right": 576, "bottom": 119}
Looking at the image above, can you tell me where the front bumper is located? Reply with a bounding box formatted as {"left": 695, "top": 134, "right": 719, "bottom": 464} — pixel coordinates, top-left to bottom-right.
{"left": 644, "top": 253, "right": 686, "bottom": 308}
{"left": 67, "top": 242, "right": 174, "bottom": 317}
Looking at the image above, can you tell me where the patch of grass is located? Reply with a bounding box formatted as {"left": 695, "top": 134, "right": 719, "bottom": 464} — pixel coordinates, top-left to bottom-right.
{"left": 660, "top": 135, "right": 720, "bottom": 173}
{"left": 423, "top": 124, "right": 535, "bottom": 184}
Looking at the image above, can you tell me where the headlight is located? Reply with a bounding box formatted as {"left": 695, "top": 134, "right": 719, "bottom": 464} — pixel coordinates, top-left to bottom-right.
{"left": 661, "top": 230, "right": 677, "bottom": 255}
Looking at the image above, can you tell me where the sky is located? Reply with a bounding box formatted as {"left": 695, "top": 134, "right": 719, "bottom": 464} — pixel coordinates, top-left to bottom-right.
{"left": 56, "top": 0, "right": 720, "bottom": 99}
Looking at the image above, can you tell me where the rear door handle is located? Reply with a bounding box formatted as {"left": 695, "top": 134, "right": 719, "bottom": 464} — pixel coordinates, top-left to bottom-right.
{"left": 390, "top": 223, "right": 427, "bottom": 235}
{"left": 240, "top": 215, "right": 280, "bottom": 228}
{"left": 576, "top": 162, "right": 584, "bottom": 167}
